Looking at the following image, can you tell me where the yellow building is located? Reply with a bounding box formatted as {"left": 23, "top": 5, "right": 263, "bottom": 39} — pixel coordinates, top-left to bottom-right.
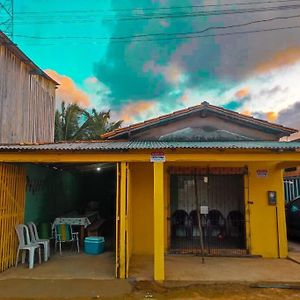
{"left": 1, "top": 102, "right": 300, "bottom": 280}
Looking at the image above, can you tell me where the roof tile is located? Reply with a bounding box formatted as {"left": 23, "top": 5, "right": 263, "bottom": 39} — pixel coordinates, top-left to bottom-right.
{"left": 102, "top": 102, "right": 297, "bottom": 139}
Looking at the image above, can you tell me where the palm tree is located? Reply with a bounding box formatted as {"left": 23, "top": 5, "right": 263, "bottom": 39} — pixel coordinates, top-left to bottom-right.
{"left": 54, "top": 102, "right": 122, "bottom": 141}
{"left": 54, "top": 102, "right": 86, "bottom": 141}
{"left": 79, "top": 109, "right": 123, "bottom": 140}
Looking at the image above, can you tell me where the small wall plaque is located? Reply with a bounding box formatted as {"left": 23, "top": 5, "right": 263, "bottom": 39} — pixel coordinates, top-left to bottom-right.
{"left": 256, "top": 169, "right": 268, "bottom": 178}
{"left": 200, "top": 206, "right": 209, "bottom": 214}
{"left": 150, "top": 152, "right": 166, "bottom": 162}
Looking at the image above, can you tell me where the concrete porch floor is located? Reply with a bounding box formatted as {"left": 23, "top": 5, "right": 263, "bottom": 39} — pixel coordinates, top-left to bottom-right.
{"left": 3, "top": 251, "right": 300, "bottom": 283}
{"left": 130, "top": 255, "right": 300, "bottom": 282}
{"left": 288, "top": 239, "right": 300, "bottom": 264}
{"left": 0, "top": 251, "right": 115, "bottom": 280}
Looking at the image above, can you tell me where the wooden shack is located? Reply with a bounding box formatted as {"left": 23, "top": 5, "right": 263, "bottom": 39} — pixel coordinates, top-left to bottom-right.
{"left": 0, "top": 32, "right": 58, "bottom": 144}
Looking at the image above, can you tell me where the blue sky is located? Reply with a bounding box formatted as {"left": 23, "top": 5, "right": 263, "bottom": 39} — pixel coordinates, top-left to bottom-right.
{"left": 7, "top": 0, "right": 300, "bottom": 134}
{"left": 14, "top": 0, "right": 112, "bottom": 82}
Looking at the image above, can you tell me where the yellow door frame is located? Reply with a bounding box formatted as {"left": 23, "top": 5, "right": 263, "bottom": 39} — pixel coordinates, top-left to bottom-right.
{"left": 153, "top": 162, "right": 165, "bottom": 281}
{"left": 116, "top": 162, "right": 130, "bottom": 279}
{"left": 125, "top": 163, "right": 131, "bottom": 278}
{"left": 115, "top": 163, "right": 121, "bottom": 278}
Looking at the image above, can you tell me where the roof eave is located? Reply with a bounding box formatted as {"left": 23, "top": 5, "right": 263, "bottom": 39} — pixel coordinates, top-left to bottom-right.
{"left": 102, "top": 106, "right": 298, "bottom": 140}
{"left": 0, "top": 31, "right": 59, "bottom": 86}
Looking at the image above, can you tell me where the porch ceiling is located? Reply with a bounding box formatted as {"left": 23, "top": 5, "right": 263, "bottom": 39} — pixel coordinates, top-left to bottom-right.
{"left": 38, "top": 162, "right": 116, "bottom": 172}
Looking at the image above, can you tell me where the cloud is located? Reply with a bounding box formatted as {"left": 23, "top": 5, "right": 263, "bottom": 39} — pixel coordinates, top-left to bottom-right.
{"left": 180, "top": 89, "right": 192, "bottom": 104}
{"left": 83, "top": 76, "right": 113, "bottom": 110}
{"left": 45, "top": 69, "right": 90, "bottom": 107}
{"left": 159, "top": 20, "right": 170, "bottom": 28}
{"left": 143, "top": 60, "right": 184, "bottom": 85}
{"left": 254, "top": 47, "right": 300, "bottom": 74}
{"left": 240, "top": 110, "right": 252, "bottom": 116}
{"left": 277, "top": 102, "right": 300, "bottom": 140}
{"left": 91, "top": 0, "right": 300, "bottom": 127}
{"left": 152, "top": 0, "right": 167, "bottom": 4}
{"left": 278, "top": 101, "right": 300, "bottom": 129}
{"left": 265, "top": 112, "right": 278, "bottom": 122}
{"left": 84, "top": 76, "right": 111, "bottom": 97}
{"left": 84, "top": 76, "right": 98, "bottom": 86}
{"left": 93, "top": 0, "right": 197, "bottom": 103}
{"left": 116, "top": 100, "right": 157, "bottom": 123}
{"left": 235, "top": 88, "right": 250, "bottom": 99}
{"left": 237, "top": 62, "right": 300, "bottom": 117}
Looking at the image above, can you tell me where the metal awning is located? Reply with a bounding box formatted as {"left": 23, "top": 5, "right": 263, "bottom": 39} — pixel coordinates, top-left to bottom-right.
{"left": 0, "top": 141, "right": 300, "bottom": 152}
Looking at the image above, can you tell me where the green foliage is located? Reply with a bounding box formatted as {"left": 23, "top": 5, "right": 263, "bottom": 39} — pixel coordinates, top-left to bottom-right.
{"left": 54, "top": 102, "right": 122, "bottom": 141}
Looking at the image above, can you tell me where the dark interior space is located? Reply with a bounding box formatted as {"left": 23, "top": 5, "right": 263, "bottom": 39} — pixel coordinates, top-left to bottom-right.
{"left": 77, "top": 167, "right": 116, "bottom": 250}
{"left": 170, "top": 173, "right": 246, "bottom": 256}
{"left": 24, "top": 163, "right": 117, "bottom": 253}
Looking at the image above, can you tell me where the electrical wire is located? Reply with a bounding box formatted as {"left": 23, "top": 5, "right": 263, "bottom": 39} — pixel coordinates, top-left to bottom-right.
{"left": 15, "top": 24, "right": 300, "bottom": 46}
{"left": 12, "top": 13, "right": 300, "bottom": 41}
{"left": 13, "top": 0, "right": 300, "bottom": 14}
{"left": 10, "top": 3, "right": 300, "bottom": 24}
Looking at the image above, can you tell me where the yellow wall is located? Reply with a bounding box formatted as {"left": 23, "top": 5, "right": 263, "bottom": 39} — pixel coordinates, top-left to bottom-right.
{"left": 129, "top": 160, "right": 287, "bottom": 259}
{"left": 247, "top": 163, "right": 287, "bottom": 258}
{"left": 130, "top": 162, "right": 154, "bottom": 255}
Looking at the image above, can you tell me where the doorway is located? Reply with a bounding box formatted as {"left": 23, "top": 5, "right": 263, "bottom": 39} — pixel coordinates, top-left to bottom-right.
{"left": 169, "top": 173, "right": 246, "bottom": 256}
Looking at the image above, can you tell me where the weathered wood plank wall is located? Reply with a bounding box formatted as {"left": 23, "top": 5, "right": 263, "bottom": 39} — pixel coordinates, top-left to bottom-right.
{"left": 0, "top": 163, "right": 26, "bottom": 272}
{"left": 0, "top": 45, "right": 56, "bottom": 144}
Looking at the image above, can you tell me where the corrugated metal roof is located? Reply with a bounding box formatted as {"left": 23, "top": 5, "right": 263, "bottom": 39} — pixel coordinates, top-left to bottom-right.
{"left": 0, "top": 141, "right": 300, "bottom": 151}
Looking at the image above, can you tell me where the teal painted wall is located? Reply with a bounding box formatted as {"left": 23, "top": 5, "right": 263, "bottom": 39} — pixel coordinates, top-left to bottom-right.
{"left": 24, "top": 164, "right": 80, "bottom": 225}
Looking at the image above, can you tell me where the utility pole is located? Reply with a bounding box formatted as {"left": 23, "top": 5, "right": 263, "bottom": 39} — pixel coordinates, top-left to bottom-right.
{"left": 0, "top": 0, "right": 13, "bottom": 40}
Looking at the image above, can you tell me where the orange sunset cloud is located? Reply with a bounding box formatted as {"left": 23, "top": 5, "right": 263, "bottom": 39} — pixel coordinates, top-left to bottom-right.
{"left": 265, "top": 111, "right": 278, "bottom": 122}
{"left": 235, "top": 87, "right": 250, "bottom": 99}
{"left": 255, "top": 47, "right": 300, "bottom": 74}
{"left": 119, "top": 101, "right": 156, "bottom": 123}
{"left": 45, "top": 69, "right": 90, "bottom": 107}
{"left": 241, "top": 110, "right": 252, "bottom": 116}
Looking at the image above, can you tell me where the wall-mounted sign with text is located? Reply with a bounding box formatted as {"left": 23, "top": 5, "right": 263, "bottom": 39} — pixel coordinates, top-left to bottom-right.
{"left": 256, "top": 169, "right": 268, "bottom": 178}
{"left": 150, "top": 152, "right": 166, "bottom": 162}
{"left": 200, "top": 206, "right": 209, "bottom": 215}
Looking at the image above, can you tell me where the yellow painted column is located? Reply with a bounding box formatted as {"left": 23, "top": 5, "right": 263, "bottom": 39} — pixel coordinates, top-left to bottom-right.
{"left": 119, "top": 162, "right": 127, "bottom": 278}
{"left": 153, "top": 162, "right": 165, "bottom": 281}
{"left": 276, "top": 169, "right": 288, "bottom": 258}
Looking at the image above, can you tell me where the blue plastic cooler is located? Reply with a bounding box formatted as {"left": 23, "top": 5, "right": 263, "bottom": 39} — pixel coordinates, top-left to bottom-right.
{"left": 84, "top": 236, "right": 105, "bottom": 255}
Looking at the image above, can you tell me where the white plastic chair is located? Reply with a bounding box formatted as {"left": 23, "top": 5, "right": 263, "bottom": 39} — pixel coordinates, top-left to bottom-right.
{"left": 15, "top": 224, "right": 41, "bottom": 269}
{"left": 28, "top": 222, "right": 50, "bottom": 262}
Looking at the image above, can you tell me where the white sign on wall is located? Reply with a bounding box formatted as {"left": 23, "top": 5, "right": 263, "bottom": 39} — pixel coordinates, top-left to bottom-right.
{"left": 200, "top": 206, "right": 209, "bottom": 215}
{"left": 256, "top": 169, "right": 268, "bottom": 178}
{"left": 150, "top": 152, "right": 166, "bottom": 162}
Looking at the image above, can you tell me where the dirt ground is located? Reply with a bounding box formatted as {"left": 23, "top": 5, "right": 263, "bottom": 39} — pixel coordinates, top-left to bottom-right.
{"left": 130, "top": 282, "right": 300, "bottom": 300}
{"left": 1, "top": 280, "right": 300, "bottom": 300}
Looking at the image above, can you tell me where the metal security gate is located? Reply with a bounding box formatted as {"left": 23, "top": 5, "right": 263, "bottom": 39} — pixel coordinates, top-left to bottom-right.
{"left": 169, "top": 168, "right": 246, "bottom": 256}
{"left": 284, "top": 177, "right": 300, "bottom": 203}
{"left": 0, "top": 163, "right": 26, "bottom": 272}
